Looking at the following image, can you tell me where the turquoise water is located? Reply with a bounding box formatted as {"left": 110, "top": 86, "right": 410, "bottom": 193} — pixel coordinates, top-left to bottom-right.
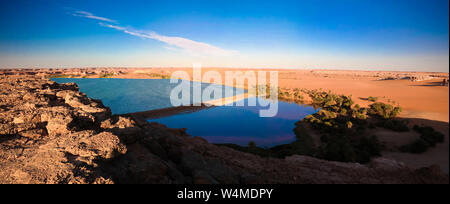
{"left": 51, "top": 78, "right": 242, "bottom": 114}
{"left": 51, "top": 78, "right": 318, "bottom": 147}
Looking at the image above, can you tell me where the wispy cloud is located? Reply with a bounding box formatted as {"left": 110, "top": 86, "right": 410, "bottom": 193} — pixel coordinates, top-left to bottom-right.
{"left": 99, "top": 23, "right": 238, "bottom": 56}
{"left": 72, "top": 11, "right": 117, "bottom": 23}
{"left": 72, "top": 10, "right": 238, "bottom": 57}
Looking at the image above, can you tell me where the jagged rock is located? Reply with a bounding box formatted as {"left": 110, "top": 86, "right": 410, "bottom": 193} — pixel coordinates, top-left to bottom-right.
{"left": 40, "top": 107, "right": 74, "bottom": 136}
{"left": 52, "top": 131, "right": 127, "bottom": 160}
{"left": 104, "top": 143, "right": 172, "bottom": 184}
{"left": 101, "top": 116, "right": 142, "bottom": 143}
{"left": 13, "top": 117, "right": 24, "bottom": 124}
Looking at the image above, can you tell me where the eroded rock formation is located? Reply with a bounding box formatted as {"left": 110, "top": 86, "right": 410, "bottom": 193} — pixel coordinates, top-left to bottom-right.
{"left": 0, "top": 76, "right": 448, "bottom": 184}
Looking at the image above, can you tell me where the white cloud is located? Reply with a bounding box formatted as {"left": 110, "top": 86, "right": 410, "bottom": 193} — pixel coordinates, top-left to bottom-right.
{"left": 73, "top": 11, "right": 117, "bottom": 23}
{"left": 73, "top": 10, "right": 238, "bottom": 57}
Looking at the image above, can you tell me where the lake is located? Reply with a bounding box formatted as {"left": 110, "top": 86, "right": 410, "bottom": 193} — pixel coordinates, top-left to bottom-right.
{"left": 51, "top": 78, "right": 242, "bottom": 114}
{"left": 52, "top": 78, "right": 318, "bottom": 147}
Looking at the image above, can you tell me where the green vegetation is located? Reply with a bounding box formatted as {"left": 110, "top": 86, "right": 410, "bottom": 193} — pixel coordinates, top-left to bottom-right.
{"left": 317, "top": 134, "right": 383, "bottom": 164}
{"left": 99, "top": 73, "right": 115, "bottom": 78}
{"left": 367, "top": 96, "right": 378, "bottom": 102}
{"left": 369, "top": 102, "right": 402, "bottom": 119}
{"left": 147, "top": 73, "right": 170, "bottom": 79}
{"left": 221, "top": 88, "right": 445, "bottom": 164}
{"left": 320, "top": 135, "right": 356, "bottom": 162}
{"left": 46, "top": 74, "right": 77, "bottom": 78}
{"left": 254, "top": 84, "right": 279, "bottom": 98}
{"left": 400, "top": 125, "right": 445, "bottom": 153}
{"left": 303, "top": 91, "right": 441, "bottom": 157}
{"left": 254, "top": 85, "right": 312, "bottom": 104}
{"left": 353, "top": 135, "right": 383, "bottom": 163}
{"left": 377, "top": 119, "right": 409, "bottom": 132}
{"left": 415, "top": 125, "right": 445, "bottom": 145}
{"left": 291, "top": 126, "right": 316, "bottom": 155}
{"left": 293, "top": 90, "right": 387, "bottom": 163}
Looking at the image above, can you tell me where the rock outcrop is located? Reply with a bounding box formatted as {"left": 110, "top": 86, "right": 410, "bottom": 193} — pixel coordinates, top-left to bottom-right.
{"left": 0, "top": 76, "right": 448, "bottom": 184}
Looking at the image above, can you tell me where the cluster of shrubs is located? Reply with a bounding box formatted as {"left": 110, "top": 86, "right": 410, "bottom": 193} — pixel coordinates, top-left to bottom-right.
{"left": 47, "top": 74, "right": 78, "bottom": 78}
{"left": 255, "top": 85, "right": 312, "bottom": 103}
{"left": 221, "top": 123, "right": 382, "bottom": 164}
{"left": 376, "top": 119, "right": 409, "bottom": 132}
{"left": 257, "top": 90, "right": 386, "bottom": 163}
{"left": 301, "top": 91, "right": 364, "bottom": 132}
{"left": 99, "top": 73, "right": 115, "bottom": 78}
{"left": 254, "top": 84, "right": 278, "bottom": 98}
{"left": 147, "top": 73, "right": 169, "bottom": 79}
{"left": 367, "top": 96, "right": 378, "bottom": 102}
{"left": 291, "top": 91, "right": 397, "bottom": 163}
{"left": 318, "top": 135, "right": 382, "bottom": 164}
{"left": 222, "top": 88, "right": 444, "bottom": 164}
{"left": 298, "top": 119, "right": 383, "bottom": 163}
{"left": 369, "top": 102, "right": 402, "bottom": 119}
{"left": 400, "top": 125, "right": 445, "bottom": 153}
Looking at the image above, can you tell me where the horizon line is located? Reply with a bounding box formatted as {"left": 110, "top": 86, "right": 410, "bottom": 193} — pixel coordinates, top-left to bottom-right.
{"left": 1, "top": 66, "right": 449, "bottom": 73}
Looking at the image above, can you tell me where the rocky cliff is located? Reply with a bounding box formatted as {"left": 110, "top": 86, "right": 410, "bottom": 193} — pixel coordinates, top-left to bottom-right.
{"left": 0, "top": 76, "right": 448, "bottom": 184}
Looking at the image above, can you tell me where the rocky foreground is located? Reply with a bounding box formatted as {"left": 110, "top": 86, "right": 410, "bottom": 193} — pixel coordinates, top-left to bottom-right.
{"left": 0, "top": 76, "right": 448, "bottom": 184}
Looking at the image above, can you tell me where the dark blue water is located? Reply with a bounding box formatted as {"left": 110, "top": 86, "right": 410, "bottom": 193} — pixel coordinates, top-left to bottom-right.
{"left": 51, "top": 78, "right": 318, "bottom": 147}
{"left": 149, "top": 97, "right": 318, "bottom": 147}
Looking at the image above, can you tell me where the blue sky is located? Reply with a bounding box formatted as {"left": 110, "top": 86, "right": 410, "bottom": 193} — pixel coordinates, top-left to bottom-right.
{"left": 0, "top": 0, "right": 448, "bottom": 71}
